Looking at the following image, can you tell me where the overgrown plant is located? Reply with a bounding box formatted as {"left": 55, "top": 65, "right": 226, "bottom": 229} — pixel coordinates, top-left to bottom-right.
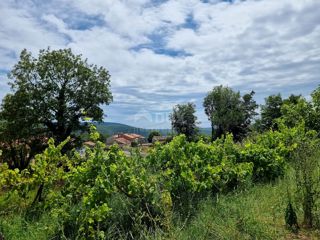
{"left": 285, "top": 201, "right": 299, "bottom": 232}
{"left": 0, "top": 124, "right": 306, "bottom": 238}
{"left": 292, "top": 130, "right": 320, "bottom": 228}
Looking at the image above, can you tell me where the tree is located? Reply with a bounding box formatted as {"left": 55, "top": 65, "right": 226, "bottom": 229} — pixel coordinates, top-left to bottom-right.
{"left": 311, "top": 86, "right": 320, "bottom": 134}
{"left": 280, "top": 97, "right": 316, "bottom": 131}
{"left": 258, "top": 94, "right": 305, "bottom": 132}
{"left": 0, "top": 48, "right": 112, "bottom": 143}
{"left": 0, "top": 48, "right": 112, "bottom": 169}
{"left": 235, "top": 90, "right": 258, "bottom": 139}
{"left": 203, "top": 85, "right": 257, "bottom": 141}
{"left": 148, "top": 131, "right": 161, "bottom": 143}
{"left": 169, "top": 103, "right": 198, "bottom": 141}
{"left": 260, "top": 94, "right": 283, "bottom": 131}
{"left": 283, "top": 94, "right": 302, "bottom": 105}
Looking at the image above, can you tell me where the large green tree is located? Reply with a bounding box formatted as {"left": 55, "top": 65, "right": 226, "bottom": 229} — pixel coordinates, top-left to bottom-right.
{"left": 0, "top": 48, "right": 112, "bottom": 168}
{"left": 280, "top": 96, "right": 318, "bottom": 133}
{"left": 169, "top": 103, "right": 198, "bottom": 141}
{"left": 1, "top": 48, "right": 112, "bottom": 142}
{"left": 203, "top": 85, "right": 257, "bottom": 141}
{"left": 259, "top": 94, "right": 283, "bottom": 131}
{"left": 257, "top": 94, "right": 303, "bottom": 132}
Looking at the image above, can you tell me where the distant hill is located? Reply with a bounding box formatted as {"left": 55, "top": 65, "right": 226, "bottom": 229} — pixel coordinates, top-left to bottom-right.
{"left": 94, "top": 122, "right": 171, "bottom": 137}
{"left": 94, "top": 122, "right": 211, "bottom": 138}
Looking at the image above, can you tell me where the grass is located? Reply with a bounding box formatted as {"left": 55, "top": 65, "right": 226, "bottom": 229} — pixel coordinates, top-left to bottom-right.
{"left": 148, "top": 178, "right": 320, "bottom": 240}
{"left": 0, "top": 214, "right": 58, "bottom": 240}
{"left": 0, "top": 191, "right": 59, "bottom": 240}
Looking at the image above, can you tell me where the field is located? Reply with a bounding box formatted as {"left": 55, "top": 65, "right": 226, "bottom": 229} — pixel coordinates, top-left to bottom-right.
{"left": 1, "top": 1, "right": 320, "bottom": 239}
{"left": 1, "top": 123, "right": 320, "bottom": 239}
{"left": 1, "top": 172, "right": 320, "bottom": 239}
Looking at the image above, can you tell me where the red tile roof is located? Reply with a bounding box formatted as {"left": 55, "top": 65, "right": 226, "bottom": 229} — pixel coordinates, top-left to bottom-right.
{"left": 121, "top": 134, "right": 136, "bottom": 141}
{"left": 115, "top": 137, "right": 131, "bottom": 145}
{"left": 130, "top": 134, "right": 144, "bottom": 139}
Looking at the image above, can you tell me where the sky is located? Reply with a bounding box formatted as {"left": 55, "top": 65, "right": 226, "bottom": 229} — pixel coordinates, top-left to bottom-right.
{"left": 0, "top": 0, "right": 319, "bottom": 129}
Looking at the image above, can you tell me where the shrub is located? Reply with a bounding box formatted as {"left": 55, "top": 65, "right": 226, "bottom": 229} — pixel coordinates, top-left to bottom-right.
{"left": 56, "top": 142, "right": 171, "bottom": 239}
{"left": 0, "top": 125, "right": 302, "bottom": 238}
{"left": 147, "top": 135, "right": 253, "bottom": 202}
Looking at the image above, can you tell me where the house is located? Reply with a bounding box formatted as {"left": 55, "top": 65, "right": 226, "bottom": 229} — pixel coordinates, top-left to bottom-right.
{"left": 83, "top": 141, "right": 96, "bottom": 148}
{"left": 106, "top": 133, "right": 146, "bottom": 146}
{"left": 152, "top": 136, "right": 171, "bottom": 144}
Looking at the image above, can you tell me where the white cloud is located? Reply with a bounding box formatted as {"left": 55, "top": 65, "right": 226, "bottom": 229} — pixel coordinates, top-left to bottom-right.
{"left": 0, "top": 0, "right": 319, "bottom": 128}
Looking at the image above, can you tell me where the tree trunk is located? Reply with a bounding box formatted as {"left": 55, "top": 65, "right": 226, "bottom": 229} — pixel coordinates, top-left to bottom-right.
{"left": 211, "top": 124, "right": 215, "bottom": 141}
{"left": 32, "top": 183, "right": 44, "bottom": 205}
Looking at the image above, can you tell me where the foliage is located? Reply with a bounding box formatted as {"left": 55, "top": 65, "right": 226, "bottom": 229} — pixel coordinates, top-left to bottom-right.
{"left": 0, "top": 48, "right": 113, "bottom": 170}
{"left": 0, "top": 120, "right": 48, "bottom": 170}
{"left": 148, "top": 134, "right": 253, "bottom": 201}
{"left": 2, "top": 169, "right": 320, "bottom": 240}
{"left": 259, "top": 94, "right": 283, "bottom": 131}
{"left": 281, "top": 98, "right": 313, "bottom": 129}
{"left": 169, "top": 103, "right": 199, "bottom": 141}
{"left": 285, "top": 201, "right": 299, "bottom": 232}
{"left": 59, "top": 147, "right": 164, "bottom": 238}
{"left": 0, "top": 48, "right": 113, "bottom": 143}
{"left": 239, "top": 121, "right": 309, "bottom": 182}
{"left": 278, "top": 90, "right": 320, "bottom": 135}
{"left": 148, "top": 130, "right": 161, "bottom": 143}
{"left": 240, "top": 131, "right": 287, "bottom": 181}
{"left": 311, "top": 86, "right": 320, "bottom": 134}
{"left": 0, "top": 121, "right": 314, "bottom": 238}
{"left": 0, "top": 137, "right": 71, "bottom": 203}
{"left": 148, "top": 179, "right": 306, "bottom": 240}
{"left": 203, "top": 85, "right": 257, "bottom": 141}
{"left": 291, "top": 131, "right": 320, "bottom": 228}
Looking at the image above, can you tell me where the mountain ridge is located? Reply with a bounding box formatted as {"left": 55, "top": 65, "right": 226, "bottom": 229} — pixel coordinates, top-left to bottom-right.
{"left": 94, "top": 122, "right": 211, "bottom": 137}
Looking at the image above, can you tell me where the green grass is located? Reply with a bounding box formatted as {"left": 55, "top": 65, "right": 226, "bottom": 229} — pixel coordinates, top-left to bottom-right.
{"left": 0, "top": 213, "right": 59, "bottom": 240}
{"left": 0, "top": 191, "right": 60, "bottom": 240}
{"left": 148, "top": 178, "right": 320, "bottom": 240}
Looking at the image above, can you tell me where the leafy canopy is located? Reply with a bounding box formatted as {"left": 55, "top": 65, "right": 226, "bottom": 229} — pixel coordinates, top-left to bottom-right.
{"left": 148, "top": 130, "right": 161, "bottom": 143}
{"left": 260, "top": 94, "right": 283, "bottom": 131}
{"left": 0, "top": 48, "right": 113, "bottom": 142}
{"left": 169, "top": 103, "right": 199, "bottom": 141}
{"left": 203, "top": 85, "right": 257, "bottom": 141}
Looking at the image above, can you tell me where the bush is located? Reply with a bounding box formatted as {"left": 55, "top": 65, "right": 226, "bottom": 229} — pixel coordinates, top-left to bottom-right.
{"left": 148, "top": 131, "right": 161, "bottom": 143}
{"left": 147, "top": 135, "right": 253, "bottom": 201}
{"left": 239, "top": 125, "right": 300, "bottom": 182}
{"left": 56, "top": 142, "right": 171, "bottom": 239}
{"left": 0, "top": 125, "right": 301, "bottom": 238}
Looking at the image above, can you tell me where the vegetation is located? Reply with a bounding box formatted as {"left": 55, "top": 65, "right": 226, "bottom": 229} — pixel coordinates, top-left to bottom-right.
{"left": 1, "top": 48, "right": 320, "bottom": 239}
{"left": 148, "top": 131, "right": 161, "bottom": 143}
{"left": 0, "top": 48, "right": 112, "bottom": 169}
{"left": 291, "top": 131, "right": 320, "bottom": 228}
{"left": 94, "top": 122, "right": 172, "bottom": 138}
{"left": 0, "top": 122, "right": 311, "bottom": 239}
{"left": 203, "top": 85, "right": 257, "bottom": 141}
{"left": 259, "top": 94, "right": 283, "bottom": 131}
{"left": 170, "top": 103, "right": 199, "bottom": 141}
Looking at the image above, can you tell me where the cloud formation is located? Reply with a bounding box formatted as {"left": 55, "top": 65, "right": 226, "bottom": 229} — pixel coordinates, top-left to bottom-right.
{"left": 0, "top": 0, "right": 319, "bottom": 128}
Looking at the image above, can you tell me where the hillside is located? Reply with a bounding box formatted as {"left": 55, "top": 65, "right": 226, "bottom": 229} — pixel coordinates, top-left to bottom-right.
{"left": 94, "top": 122, "right": 211, "bottom": 137}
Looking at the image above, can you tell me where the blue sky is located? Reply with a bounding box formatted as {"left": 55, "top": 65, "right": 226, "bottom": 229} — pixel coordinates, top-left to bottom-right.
{"left": 0, "top": 0, "right": 319, "bottom": 128}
